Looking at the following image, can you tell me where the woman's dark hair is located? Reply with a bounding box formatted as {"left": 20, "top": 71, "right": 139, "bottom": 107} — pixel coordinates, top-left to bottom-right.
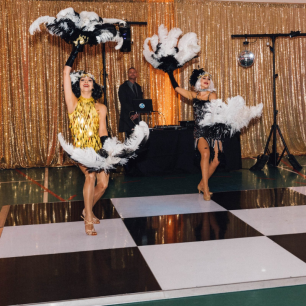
{"left": 71, "top": 71, "right": 103, "bottom": 100}
{"left": 189, "top": 68, "right": 206, "bottom": 87}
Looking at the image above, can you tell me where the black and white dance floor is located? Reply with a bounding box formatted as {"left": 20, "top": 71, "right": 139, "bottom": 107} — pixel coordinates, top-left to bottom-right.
{"left": 1, "top": 186, "right": 306, "bottom": 305}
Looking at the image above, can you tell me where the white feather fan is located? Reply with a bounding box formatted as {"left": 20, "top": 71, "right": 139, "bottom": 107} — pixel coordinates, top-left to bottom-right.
{"left": 29, "top": 7, "right": 126, "bottom": 50}
{"left": 198, "top": 96, "right": 263, "bottom": 135}
{"left": 58, "top": 121, "right": 149, "bottom": 171}
{"left": 143, "top": 24, "right": 201, "bottom": 72}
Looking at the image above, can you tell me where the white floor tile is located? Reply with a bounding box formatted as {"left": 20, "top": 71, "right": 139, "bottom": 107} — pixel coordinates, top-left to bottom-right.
{"left": 0, "top": 219, "right": 136, "bottom": 258}
{"left": 290, "top": 186, "right": 306, "bottom": 196}
{"left": 111, "top": 194, "right": 226, "bottom": 218}
{"left": 231, "top": 206, "right": 306, "bottom": 236}
{"left": 139, "top": 237, "right": 306, "bottom": 290}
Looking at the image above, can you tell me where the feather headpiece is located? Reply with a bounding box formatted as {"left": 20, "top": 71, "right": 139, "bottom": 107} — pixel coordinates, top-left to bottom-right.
{"left": 69, "top": 70, "right": 103, "bottom": 100}
{"left": 189, "top": 69, "right": 211, "bottom": 86}
{"left": 190, "top": 68, "right": 216, "bottom": 92}
{"left": 70, "top": 70, "right": 95, "bottom": 84}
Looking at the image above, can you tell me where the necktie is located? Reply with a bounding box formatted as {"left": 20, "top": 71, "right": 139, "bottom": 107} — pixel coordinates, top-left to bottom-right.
{"left": 133, "top": 83, "right": 138, "bottom": 98}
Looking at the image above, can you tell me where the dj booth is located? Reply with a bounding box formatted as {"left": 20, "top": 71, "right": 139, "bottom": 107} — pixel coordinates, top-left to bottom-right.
{"left": 131, "top": 125, "right": 242, "bottom": 176}
{"left": 129, "top": 100, "right": 242, "bottom": 176}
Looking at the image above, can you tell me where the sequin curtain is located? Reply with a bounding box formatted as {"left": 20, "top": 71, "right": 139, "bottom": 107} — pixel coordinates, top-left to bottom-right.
{"left": 175, "top": 0, "right": 306, "bottom": 157}
{"left": 0, "top": 0, "right": 306, "bottom": 169}
{"left": 0, "top": 0, "right": 150, "bottom": 169}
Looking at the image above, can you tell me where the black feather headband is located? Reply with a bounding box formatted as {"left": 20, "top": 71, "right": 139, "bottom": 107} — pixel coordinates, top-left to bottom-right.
{"left": 189, "top": 69, "right": 212, "bottom": 87}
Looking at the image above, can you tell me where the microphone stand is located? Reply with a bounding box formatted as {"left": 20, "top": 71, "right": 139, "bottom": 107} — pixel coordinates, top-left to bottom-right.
{"left": 102, "top": 43, "right": 108, "bottom": 106}
{"left": 231, "top": 31, "right": 305, "bottom": 171}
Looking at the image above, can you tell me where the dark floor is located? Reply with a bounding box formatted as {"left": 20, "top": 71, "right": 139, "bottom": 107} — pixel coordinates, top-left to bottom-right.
{"left": 0, "top": 156, "right": 306, "bottom": 306}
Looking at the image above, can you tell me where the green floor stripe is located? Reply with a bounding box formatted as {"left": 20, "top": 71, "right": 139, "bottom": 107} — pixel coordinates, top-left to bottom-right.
{"left": 117, "top": 285, "right": 306, "bottom": 306}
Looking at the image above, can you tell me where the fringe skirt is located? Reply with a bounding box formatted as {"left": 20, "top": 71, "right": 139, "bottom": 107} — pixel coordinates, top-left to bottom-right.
{"left": 194, "top": 123, "right": 231, "bottom": 163}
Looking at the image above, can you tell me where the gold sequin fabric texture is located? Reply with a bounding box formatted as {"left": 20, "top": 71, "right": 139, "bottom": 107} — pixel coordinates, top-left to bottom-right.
{"left": 68, "top": 96, "right": 102, "bottom": 152}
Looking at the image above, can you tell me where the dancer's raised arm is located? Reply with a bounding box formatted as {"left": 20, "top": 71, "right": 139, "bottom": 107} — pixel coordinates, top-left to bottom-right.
{"left": 167, "top": 70, "right": 196, "bottom": 100}
{"left": 63, "top": 45, "right": 81, "bottom": 113}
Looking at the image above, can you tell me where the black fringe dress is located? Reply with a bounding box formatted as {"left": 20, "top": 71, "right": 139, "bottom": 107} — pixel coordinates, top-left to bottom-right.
{"left": 193, "top": 97, "right": 231, "bottom": 163}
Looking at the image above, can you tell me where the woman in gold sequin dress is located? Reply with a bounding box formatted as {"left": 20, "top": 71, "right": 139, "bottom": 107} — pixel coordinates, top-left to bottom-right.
{"left": 63, "top": 44, "right": 109, "bottom": 236}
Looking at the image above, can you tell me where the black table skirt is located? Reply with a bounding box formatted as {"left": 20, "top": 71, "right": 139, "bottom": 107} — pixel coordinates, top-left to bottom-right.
{"left": 133, "top": 129, "right": 242, "bottom": 176}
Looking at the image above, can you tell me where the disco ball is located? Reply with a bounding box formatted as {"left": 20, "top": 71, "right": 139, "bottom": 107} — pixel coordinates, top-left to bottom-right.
{"left": 237, "top": 50, "right": 255, "bottom": 68}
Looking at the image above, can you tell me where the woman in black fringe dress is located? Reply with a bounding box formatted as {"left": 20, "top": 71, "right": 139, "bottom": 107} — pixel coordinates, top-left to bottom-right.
{"left": 167, "top": 68, "right": 231, "bottom": 201}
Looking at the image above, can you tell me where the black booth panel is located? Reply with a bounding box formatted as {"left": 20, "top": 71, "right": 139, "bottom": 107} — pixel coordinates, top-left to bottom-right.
{"left": 134, "top": 129, "right": 242, "bottom": 176}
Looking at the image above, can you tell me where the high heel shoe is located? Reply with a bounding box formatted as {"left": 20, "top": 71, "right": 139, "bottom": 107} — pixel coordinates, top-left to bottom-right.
{"left": 81, "top": 216, "right": 97, "bottom": 236}
{"left": 82, "top": 209, "right": 100, "bottom": 224}
{"left": 197, "top": 184, "right": 213, "bottom": 196}
{"left": 203, "top": 192, "right": 211, "bottom": 201}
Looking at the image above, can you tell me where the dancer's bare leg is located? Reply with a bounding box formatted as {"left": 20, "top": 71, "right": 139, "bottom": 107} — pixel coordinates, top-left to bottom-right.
{"left": 199, "top": 140, "right": 221, "bottom": 189}
{"left": 92, "top": 171, "right": 109, "bottom": 207}
{"left": 79, "top": 165, "right": 96, "bottom": 233}
{"left": 79, "top": 168, "right": 109, "bottom": 223}
{"left": 197, "top": 138, "right": 210, "bottom": 198}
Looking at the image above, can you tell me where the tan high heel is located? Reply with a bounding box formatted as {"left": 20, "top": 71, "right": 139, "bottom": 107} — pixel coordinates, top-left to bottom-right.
{"left": 203, "top": 192, "right": 211, "bottom": 201}
{"left": 82, "top": 209, "right": 100, "bottom": 224}
{"left": 197, "top": 184, "right": 213, "bottom": 196}
{"left": 81, "top": 216, "right": 97, "bottom": 236}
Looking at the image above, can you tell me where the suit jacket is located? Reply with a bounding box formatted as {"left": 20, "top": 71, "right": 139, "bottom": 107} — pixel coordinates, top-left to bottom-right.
{"left": 118, "top": 81, "right": 143, "bottom": 133}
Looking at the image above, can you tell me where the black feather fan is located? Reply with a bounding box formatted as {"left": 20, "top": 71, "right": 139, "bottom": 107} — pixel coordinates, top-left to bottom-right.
{"left": 29, "top": 7, "right": 126, "bottom": 50}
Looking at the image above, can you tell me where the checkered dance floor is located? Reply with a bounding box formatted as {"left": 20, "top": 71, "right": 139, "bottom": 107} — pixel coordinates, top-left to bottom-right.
{"left": 1, "top": 186, "right": 306, "bottom": 305}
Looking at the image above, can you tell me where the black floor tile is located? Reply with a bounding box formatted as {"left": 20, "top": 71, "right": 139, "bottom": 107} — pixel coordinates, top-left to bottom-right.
{"left": 0, "top": 247, "right": 161, "bottom": 306}
{"left": 5, "top": 199, "right": 120, "bottom": 226}
{"left": 123, "top": 211, "right": 262, "bottom": 246}
{"left": 269, "top": 233, "right": 306, "bottom": 263}
{"left": 211, "top": 188, "right": 306, "bottom": 210}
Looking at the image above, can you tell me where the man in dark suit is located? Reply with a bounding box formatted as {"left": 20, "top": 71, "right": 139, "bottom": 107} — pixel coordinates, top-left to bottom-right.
{"left": 118, "top": 67, "right": 143, "bottom": 138}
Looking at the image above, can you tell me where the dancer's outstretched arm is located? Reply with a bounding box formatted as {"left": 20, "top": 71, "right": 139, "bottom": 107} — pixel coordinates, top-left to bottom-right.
{"left": 167, "top": 70, "right": 196, "bottom": 101}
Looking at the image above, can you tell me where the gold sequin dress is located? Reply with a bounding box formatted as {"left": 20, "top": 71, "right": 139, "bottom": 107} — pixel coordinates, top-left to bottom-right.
{"left": 68, "top": 96, "right": 102, "bottom": 152}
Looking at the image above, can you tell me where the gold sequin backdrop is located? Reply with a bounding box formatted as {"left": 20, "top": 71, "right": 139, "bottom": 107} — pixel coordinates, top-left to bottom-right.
{"left": 0, "top": 0, "right": 306, "bottom": 169}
